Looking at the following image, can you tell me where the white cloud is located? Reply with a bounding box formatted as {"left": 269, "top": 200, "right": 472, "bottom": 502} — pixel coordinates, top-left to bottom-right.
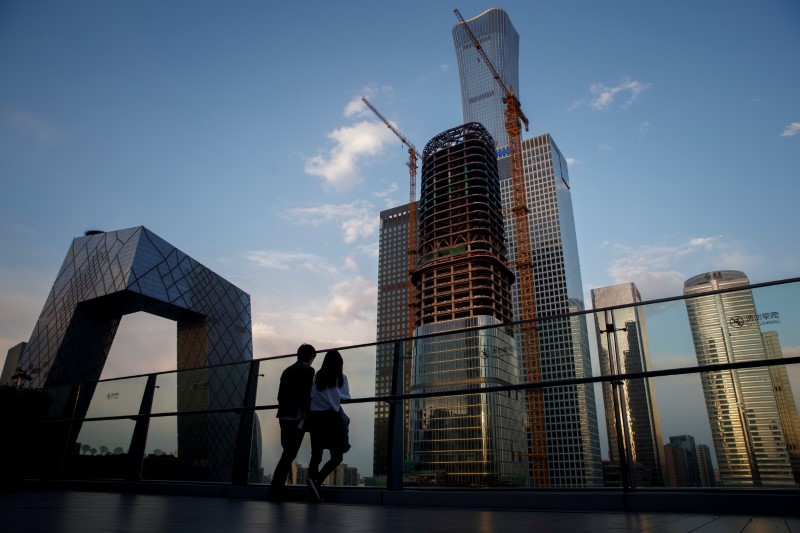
{"left": 589, "top": 78, "right": 653, "bottom": 111}
{"left": 780, "top": 122, "right": 800, "bottom": 137}
{"left": 600, "top": 235, "right": 769, "bottom": 300}
{"left": 604, "top": 236, "right": 732, "bottom": 298}
{"left": 6, "top": 108, "right": 62, "bottom": 143}
{"left": 245, "top": 249, "right": 339, "bottom": 276}
{"left": 637, "top": 121, "right": 650, "bottom": 136}
{"left": 305, "top": 120, "right": 398, "bottom": 192}
{"left": 343, "top": 85, "right": 394, "bottom": 119}
{"left": 283, "top": 200, "right": 379, "bottom": 244}
{"left": 565, "top": 157, "right": 581, "bottom": 165}
{"left": 598, "top": 144, "right": 613, "bottom": 151}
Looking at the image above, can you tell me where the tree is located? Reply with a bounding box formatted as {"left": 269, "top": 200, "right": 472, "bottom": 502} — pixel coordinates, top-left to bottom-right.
{"left": 99, "top": 446, "right": 108, "bottom": 456}
{"left": 81, "top": 444, "right": 91, "bottom": 455}
{"left": 113, "top": 447, "right": 124, "bottom": 455}
{"left": 90, "top": 448, "right": 97, "bottom": 456}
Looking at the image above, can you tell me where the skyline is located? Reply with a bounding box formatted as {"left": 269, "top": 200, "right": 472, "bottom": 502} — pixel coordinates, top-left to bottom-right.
{"left": 1, "top": 1, "right": 799, "bottom": 478}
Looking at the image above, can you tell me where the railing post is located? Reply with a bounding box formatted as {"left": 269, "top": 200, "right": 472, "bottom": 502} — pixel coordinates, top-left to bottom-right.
{"left": 232, "top": 361, "right": 260, "bottom": 485}
{"left": 125, "top": 374, "right": 157, "bottom": 481}
{"left": 387, "top": 340, "right": 405, "bottom": 491}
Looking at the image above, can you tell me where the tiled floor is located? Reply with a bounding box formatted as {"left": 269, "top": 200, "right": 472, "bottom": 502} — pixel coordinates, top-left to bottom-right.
{"left": 1, "top": 489, "right": 799, "bottom": 533}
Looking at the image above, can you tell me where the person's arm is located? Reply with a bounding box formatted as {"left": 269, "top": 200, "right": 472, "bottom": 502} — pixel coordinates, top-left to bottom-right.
{"left": 340, "top": 374, "right": 351, "bottom": 400}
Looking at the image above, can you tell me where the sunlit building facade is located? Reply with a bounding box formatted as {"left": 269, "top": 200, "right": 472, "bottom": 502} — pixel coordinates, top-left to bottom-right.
{"left": 409, "top": 123, "right": 527, "bottom": 486}
{"left": 452, "top": 8, "right": 519, "bottom": 149}
{"left": 591, "top": 282, "right": 666, "bottom": 487}
{"left": 762, "top": 331, "right": 800, "bottom": 483}
{"left": 498, "top": 135, "right": 602, "bottom": 487}
{"left": 684, "top": 270, "right": 795, "bottom": 486}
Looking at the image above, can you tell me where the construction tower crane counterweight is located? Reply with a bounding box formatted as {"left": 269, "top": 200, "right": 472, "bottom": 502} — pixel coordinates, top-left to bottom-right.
{"left": 454, "top": 8, "right": 548, "bottom": 488}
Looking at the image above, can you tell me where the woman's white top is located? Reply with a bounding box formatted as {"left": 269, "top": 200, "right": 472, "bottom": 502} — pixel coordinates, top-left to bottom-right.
{"left": 310, "top": 374, "right": 350, "bottom": 412}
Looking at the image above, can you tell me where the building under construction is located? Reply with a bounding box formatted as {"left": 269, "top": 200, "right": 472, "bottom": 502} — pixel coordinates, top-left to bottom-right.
{"left": 408, "top": 123, "right": 527, "bottom": 487}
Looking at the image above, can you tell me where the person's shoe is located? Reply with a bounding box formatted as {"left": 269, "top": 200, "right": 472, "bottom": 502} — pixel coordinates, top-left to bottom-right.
{"left": 307, "top": 478, "right": 323, "bottom": 502}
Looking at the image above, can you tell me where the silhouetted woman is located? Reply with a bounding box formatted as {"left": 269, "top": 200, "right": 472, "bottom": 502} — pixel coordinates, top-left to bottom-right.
{"left": 306, "top": 349, "right": 350, "bottom": 502}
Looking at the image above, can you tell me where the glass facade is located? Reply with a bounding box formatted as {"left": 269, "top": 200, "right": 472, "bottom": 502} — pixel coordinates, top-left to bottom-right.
{"left": 592, "top": 283, "right": 666, "bottom": 487}
{"left": 684, "top": 270, "right": 795, "bottom": 486}
{"left": 411, "top": 317, "right": 527, "bottom": 486}
{"left": 16, "top": 226, "right": 256, "bottom": 482}
{"left": 498, "top": 135, "right": 602, "bottom": 487}
{"left": 452, "top": 8, "right": 519, "bottom": 149}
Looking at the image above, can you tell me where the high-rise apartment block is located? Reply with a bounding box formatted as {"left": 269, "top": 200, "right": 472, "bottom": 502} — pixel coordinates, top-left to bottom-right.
{"left": 408, "top": 123, "right": 528, "bottom": 486}
{"left": 452, "top": 8, "right": 519, "bottom": 150}
{"left": 591, "top": 282, "right": 666, "bottom": 487}
{"left": 684, "top": 270, "right": 795, "bottom": 486}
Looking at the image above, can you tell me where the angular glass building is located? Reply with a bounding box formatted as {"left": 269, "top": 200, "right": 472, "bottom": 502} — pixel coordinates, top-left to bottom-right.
{"left": 498, "top": 135, "right": 603, "bottom": 487}
{"left": 16, "top": 227, "right": 256, "bottom": 482}
{"left": 591, "top": 282, "right": 665, "bottom": 487}
{"left": 684, "top": 270, "right": 795, "bottom": 486}
{"left": 452, "top": 8, "right": 519, "bottom": 149}
{"left": 409, "top": 123, "right": 527, "bottom": 486}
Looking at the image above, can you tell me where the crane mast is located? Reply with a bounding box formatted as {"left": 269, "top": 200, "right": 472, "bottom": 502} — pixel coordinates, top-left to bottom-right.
{"left": 454, "top": 9, "right": 548, "bottom": 487}
{"left": 361, "top": 96, "right": 420, "bottom": 366}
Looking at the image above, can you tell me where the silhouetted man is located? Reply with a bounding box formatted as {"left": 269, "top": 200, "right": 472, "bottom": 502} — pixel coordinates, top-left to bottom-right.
{"left": 269, "top": 343, "right": 316, "bottom": 501}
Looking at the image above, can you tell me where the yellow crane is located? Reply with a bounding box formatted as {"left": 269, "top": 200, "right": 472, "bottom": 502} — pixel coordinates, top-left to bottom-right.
{"left": 361, "top": 96, "right": 420, "bottom": 353}
{"left": 454, "top": 8, "right": 548, "bottom": 487}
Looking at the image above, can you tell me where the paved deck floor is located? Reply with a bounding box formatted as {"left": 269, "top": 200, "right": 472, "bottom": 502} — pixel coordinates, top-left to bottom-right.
{"left": 2, "top": 489, "right": 799, "bottom": 533}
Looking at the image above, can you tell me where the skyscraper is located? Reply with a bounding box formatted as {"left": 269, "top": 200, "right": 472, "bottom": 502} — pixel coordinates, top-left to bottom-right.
{"left": 498, "top": 136, "right": 602, "bottom": 487}
{"left": 684, "top": 270, "right": 795, "bottom": 486}
{"left": 373, "top": 203, "right": 414, "bottom": 477}
{"left": 591, "top": 282, "right": 665, "bottom": 487}
{"left": 453, "top": 7, "right": 602, "bottom": 487}
{"left": 762, "top": 331, "right": 800, "bottom": 483}
{"left": 408, "top": 123, "right": 527, "bottom": 486}
{"left": 452, "top": 8, "right": 519, "bottom": 149}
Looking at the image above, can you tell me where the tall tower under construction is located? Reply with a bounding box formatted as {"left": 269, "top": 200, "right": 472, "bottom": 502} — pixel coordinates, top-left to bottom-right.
{"left": 408, "top": 122, "right": 527, "bottom": 486}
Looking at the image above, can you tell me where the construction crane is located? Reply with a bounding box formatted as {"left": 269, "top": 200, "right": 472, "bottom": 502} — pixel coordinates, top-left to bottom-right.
{"left": 361, "top": 96, "right": 420, "bottom": 360}
{"left": 454, "top": 9, "right": 548, "bottom": 487}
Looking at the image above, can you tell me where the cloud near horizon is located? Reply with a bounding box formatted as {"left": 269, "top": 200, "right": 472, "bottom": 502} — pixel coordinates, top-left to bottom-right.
{"left": 282, "top": 200, "right": 379, "bottom": 244}
{"left": 601, "top": 235, "right": 762, "bottom": 299}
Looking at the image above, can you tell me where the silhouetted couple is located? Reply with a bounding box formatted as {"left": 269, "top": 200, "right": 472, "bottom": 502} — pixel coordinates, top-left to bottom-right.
{"left": 269, "top": 344, "right": 350, "bottom": 502}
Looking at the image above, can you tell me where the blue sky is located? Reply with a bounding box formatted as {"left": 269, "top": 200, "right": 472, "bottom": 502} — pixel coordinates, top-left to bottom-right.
{"left": 1, "top": 1, "right": 799, "bottom": 474}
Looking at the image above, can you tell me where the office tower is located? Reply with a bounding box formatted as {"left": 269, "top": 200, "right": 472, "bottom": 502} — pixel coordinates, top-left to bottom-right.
{"left": 452, "top": 8, "right": 519, "bottom": 148}
{"left": 662, "top": 444, "right": 679, "bottom": 487}
{"left": 498, "top": 135, "right": 602, "bottom": 487}
{"left": 683, "top": 270, "right": 794, "bottom": 486}
{"left": 667, "top": 435, "right": 702, "bottom": 487}
{"left": 762, "top": 331, "right": 800, "bottom": 483}
{"left": 409, "top": 123, "right": 528, "bottom": 486}
{"left": 374, "top": 203, "right": 414, "bottom": 477}
{"left": 696, "top": 444, "right": 717, "bottom": 487}
{"left": 591, "top": 282, "right": 666, "bottom": 487}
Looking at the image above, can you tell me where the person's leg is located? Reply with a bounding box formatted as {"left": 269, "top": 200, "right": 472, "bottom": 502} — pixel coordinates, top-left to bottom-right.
{"left": 308, "top": 432, "right": 324, "bottom": 482}
{"left": 270, "top": 421, "right": 303, "bottom": 498}
{"left": 317, "top": 450, "right": 344, "bottom": 484}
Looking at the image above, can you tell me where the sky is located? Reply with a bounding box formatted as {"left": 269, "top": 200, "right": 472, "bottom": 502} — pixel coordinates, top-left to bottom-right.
{"left": 1, "top": 1, "right": 799, "bottom": 477}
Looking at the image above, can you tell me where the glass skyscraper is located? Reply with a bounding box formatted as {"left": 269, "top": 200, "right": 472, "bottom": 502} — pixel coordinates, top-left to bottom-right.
{"left": 452, "top": 8, "right": 519, "bottom": 149}
{"left": 684, "top": 270, "right": 795, "bottom": 486}
{"left": 591, "top": 282, "right": 666, "bottom": 487}
{"left": 408, "top": 123, "right": 527, "bottom": 486}
{"left": 498, "top": 136, "right": 602, "bottom": 487}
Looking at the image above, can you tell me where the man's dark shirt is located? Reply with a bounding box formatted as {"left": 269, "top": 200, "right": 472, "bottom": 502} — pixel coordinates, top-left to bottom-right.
{"left": 276, "top": 360, "right": 315, "bottom": 420}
